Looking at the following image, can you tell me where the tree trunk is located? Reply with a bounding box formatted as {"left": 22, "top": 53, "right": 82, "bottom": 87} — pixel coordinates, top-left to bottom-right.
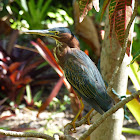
{"left": 90, "top": 1, "right": 135, "bottom": 139}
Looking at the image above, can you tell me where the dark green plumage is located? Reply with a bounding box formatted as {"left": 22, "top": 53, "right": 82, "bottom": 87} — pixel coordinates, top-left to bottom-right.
{"left": 62, "top": 48, "right": 114, "bottom": 114}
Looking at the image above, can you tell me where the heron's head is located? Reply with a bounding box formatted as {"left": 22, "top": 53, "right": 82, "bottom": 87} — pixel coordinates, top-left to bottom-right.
{"left": 23, "top": 27, "right": 80, "bottom": 49}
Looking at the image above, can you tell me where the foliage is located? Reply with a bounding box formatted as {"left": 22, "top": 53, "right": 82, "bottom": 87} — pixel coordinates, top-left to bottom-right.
{"left": 0, "top": 0, "right": 9, "bottom": 18}
{"left": 0, "top": 0, "right": 140, "bottom": 139}
{"left": 126, "top": 52, "right": 140, "bottom": 133}
{"left": 49, "top": 95, "right": 71, "bottom": 112}
{"left": 122, "top": 127, "right": 140, "bottom": 135}
{"left": 9, "top": 0, "right": 74, "bottom": 30}
{"left": 0, "top": 39, "right": 59, "bottom": 111}
{"left": 129, "top": 49, "right": 140, "bottom": 71}
{"left": 30, "top": 39, "right": 71, "bottom": 117}
{"left": 47, "top": 9, "right": 73, "bottom": 28}
{"left": 76, "top": 0, "right": 100, "bottom": 22}
{"left": 10, "top": 0, "right": 52, "bottom": 29}
{"left": 132, "top": 7, "right": 140, "bottom": 64}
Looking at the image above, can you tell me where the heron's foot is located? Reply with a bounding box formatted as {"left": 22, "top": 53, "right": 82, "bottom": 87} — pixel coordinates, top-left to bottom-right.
{"left": 64, "top": 98, "right": 84, "bottom": 132}
{"left": 82, "top": 108, "right": 94, "bottom": 125}
{"left": 65, "top": 121, "right": 77, "bottom": 133}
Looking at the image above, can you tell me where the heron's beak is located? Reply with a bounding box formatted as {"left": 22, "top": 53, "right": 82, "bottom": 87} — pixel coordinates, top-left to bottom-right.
{"left": 22, "top": 30, "right": 59, "bottom": 38}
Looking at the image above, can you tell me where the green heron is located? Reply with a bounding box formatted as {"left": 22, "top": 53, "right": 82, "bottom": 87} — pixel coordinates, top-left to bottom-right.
{"left": 24, "top": 27, "right": 114, "bottom": 129}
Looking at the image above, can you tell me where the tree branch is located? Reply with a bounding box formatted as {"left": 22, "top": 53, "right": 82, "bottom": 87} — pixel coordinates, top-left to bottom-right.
{"left": 1, "top": 90, "right": 139, "bottom": 140}
{"left": 107, "top": 0, "right": 138, "bottom": 102}
{"left": 0, "top": 129, "right": 54, "bottom": 140}
{"left": 79, "top": 90, "right": 140, "bottom": 140}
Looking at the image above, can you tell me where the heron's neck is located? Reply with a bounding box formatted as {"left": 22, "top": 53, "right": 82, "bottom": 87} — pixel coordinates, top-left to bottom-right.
{"left": 54, "top": 43, "right": 74, "bottom": 68}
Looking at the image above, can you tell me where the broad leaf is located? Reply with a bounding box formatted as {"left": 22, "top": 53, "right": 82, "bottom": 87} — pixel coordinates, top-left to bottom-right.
{"left": 109, "top": 0, "right": 132, "bottom": 55}
{"left": 126, "top": 90, "right": 140, "bottom": 125}
{"left": 129, "top": 49, "right": 140, "bottom": 71}
{"left": 77, "top": 0, "right": 100, "bottom": 22}
{"left": 128, "top": 60, "right": 140, "bottom": 91}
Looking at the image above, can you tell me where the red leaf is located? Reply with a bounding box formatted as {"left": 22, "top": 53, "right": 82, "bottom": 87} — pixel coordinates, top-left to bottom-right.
{"left": 0, "top": 114, "right": 15, "bottom": 122}
{"left": 31, "top": 39, "right": 71, "bottom": 90}
{"left": 37, "top": 38, "right": 60, "bottom": 71}
{"left": 109, "top": 0, "right": 133, "bottom": 55}
{"left": 78, "top": 0, "right": 100, "bottom": 23}
{"left": 9, "top": 70, "right": 19, "bottom": 83}
{"left": 15, "top": 76, "right": 32, "bottom": 87}
{"left": 8, "top": 62, "right": 21, "bottom": 73}
{"left": 21, "top": 59, "right": 43, "bottom": 77}
{"left": 31, "top": 40, "right": 63, "bottom": 76}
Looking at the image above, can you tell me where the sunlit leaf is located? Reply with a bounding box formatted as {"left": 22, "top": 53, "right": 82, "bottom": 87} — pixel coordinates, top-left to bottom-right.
{"left": 122, "top": 127, "right": 140, "bottom": 135}
{"left": 109, "top": 0, "right": 132, "bottom": 55}
{"left": 37, "top": 38, "right": 62, "bottom": 72}
{"left": 128, "top": 61, "right": 140, "bottom": 91}
{"left": 129, "top": 49, "right": 140, "bottom": 67}
{"left": 77, "top": 0, "right": 100, "bottom": 23}
{"left": 25, "top": 84, "right": 32, "bottom": 104}
{"left": 126, "top": 90, "right": 140, "bottom": 125}
{"left": 109, "top": 0, "right": 118, "bottom": 39}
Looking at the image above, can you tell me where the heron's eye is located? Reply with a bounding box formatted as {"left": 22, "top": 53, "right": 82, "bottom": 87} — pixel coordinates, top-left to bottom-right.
{"left": 55, "top": 31, "right": 59, "bottom": 35}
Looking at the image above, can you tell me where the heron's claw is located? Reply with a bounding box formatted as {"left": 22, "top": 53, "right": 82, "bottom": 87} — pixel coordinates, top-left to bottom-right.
{"left": 65, "top": 121, "right": 77, "bottom": 133}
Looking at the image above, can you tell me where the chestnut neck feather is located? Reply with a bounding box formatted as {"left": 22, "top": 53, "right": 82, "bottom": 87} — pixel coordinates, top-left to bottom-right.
{"left": 54, "top": 33, "right": 80, "bottom": 68}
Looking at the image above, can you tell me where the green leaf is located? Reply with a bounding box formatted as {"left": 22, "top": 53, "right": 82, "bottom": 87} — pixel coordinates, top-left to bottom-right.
{"left": 128, "top": 61, "right": 140, "bottom": 90}
{"left": 26, "top": 84, "right": 32, "bottom": 104}
{"left": 126, "top": 94, "right": 140, "bottom": 125}
{"left": 28, "top": 0, "right": 37, "bottom": 21}
{"left": 37, "top": 0, "right": 44, "bottom": 8}
{"left": 130, "top": 49, "right": 140, "bottom": 66}
{"left": 40, "top": 0, "right": 52, "bottom": 20}
{"left": 33, "top": 88, "right": 44, "bottom": 102}
{"left": 20, "top": 0, "right": 28, "bottom": 12}
{"left": 122, "top": 127, "right": 140, "bottom": 135}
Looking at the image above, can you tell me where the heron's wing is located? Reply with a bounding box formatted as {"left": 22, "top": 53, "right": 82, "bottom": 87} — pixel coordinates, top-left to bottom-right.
{"left": 64, "top": 50, "right": 113, "bottom": 110}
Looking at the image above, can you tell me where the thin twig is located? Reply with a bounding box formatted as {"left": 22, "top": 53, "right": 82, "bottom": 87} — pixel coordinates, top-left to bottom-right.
{"left": 79, "top": 90, "right": 140, "bottom": 140}
{"left": 0, "top": 129, "right": 54, "bottom": 140}
{"left": 15, "top": 44, "right": 38, "bottom": 53}
{"left": 107, "top": 0, "right": 138, "bottom": 102}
